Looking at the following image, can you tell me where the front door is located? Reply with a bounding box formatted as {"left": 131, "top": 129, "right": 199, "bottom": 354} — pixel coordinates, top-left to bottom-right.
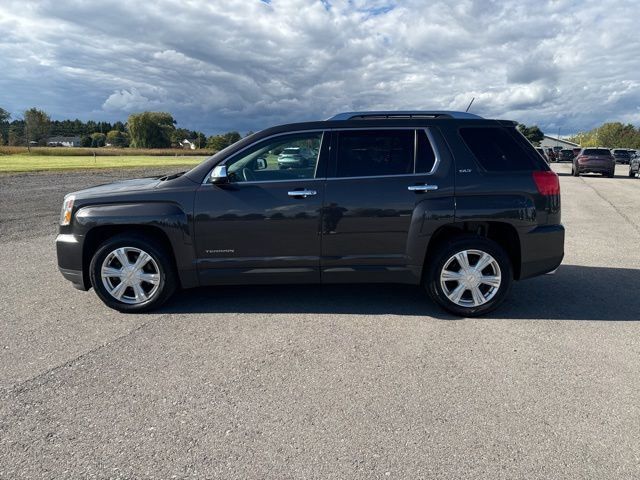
{"left": 321, "top": 128, "right": 455, "bottom": 284}
{"left": 194, "top": 131, "right": 328, "bottom": 285}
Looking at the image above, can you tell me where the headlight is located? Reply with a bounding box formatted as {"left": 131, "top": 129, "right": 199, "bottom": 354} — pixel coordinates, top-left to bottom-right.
{"left": 60, "top": 195, "right": 75, "bottom": 226}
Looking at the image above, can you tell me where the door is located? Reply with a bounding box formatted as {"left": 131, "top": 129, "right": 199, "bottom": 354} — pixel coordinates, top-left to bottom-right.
{"left": 321, "top": 128, "right": 455, "bottom": 284}
{"left": 194, "top": 131, "right": 328, "bottom": 285}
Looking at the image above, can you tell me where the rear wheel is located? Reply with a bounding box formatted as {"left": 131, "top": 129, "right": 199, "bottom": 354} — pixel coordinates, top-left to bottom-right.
{"left": 89, "top": 233, "right": 177, "bottom": 312}
{"left": 425, "top": 236, "right": 512, "bottom": 317}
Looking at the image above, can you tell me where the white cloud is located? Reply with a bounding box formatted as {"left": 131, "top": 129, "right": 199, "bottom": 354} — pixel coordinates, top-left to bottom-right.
{"left": 0, "top": 0, "right": 638, "bottom": 134}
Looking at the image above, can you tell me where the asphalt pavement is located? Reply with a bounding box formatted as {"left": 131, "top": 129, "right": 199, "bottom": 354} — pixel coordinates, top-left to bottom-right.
{"left": 1, "top": 163, "right": 639, "bottom": 479}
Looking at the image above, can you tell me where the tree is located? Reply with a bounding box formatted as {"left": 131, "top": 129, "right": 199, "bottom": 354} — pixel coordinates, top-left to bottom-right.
{"left": 106, "top": 130, "right": 129, "bottom": 147}
{"left": 24, "top": 107, "right": 51, "bottom": 147}
{"left": 90, "top": 132, "right": 106, "bottom": 147}
{"left": 517, "top": 124, "right": 544, "bottom": 145}
{"left": 0, "top": 107, "right": 9, "bottom": 145}
{"left": 80, "top": 135, "right": 93, "bottom": 147}
{"left": 127, "top": 112, "right": 176, "bottom": 148}
{"left": 206, "top": 131, "right": 242, "bottom": 151}
{"left": 568, "top": 122, "right": 640, "bottom": 149}
{"left": 194, "top": 132, "right": 207, "bottom": 148}
{"left": 7, "top": 121, "right": 24, "bottom": 146}
{"left": 171, "top": 128, "right": 194, "bottom": 146}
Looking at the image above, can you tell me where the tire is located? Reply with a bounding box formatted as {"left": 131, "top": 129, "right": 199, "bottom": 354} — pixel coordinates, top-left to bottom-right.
{"left": 89, "top": 233, "right": 177, "bottom": 313}
{"left": 606, "top": 169, "right": 615, "bottom": 178}
{"left": 425, "top": 236, "right": 513, "bottom": 317}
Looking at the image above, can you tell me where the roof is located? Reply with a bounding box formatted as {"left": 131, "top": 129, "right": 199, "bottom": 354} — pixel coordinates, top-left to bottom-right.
{"left": 47, "top": 136, "right": 81, "bottom": 142}
{"left": 542, "top": 135, "right": 579, "bottom": 147}
{"left": 327, "top": 110, "right": 483, "bottom": 121}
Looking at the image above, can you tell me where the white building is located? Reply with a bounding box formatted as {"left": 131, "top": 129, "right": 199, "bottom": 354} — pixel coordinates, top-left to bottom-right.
{"left": 47, "top": 136, "right": 81, "bottom": 147}
{"left": 539, "top": 135, "right": 579, "bottom": 150}
{"left": 180, "top": 139, "right": 196, "bottom": 150}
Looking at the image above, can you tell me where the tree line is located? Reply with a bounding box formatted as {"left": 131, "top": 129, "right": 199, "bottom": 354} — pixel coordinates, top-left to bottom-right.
{"left": 0, "top": 107, "right": 249, "bottom": 151}
{"left": 567, "top": 122, "right": 640, "bottom": 149}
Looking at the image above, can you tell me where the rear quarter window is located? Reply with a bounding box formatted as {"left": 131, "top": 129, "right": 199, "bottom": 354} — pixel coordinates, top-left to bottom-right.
{"left": 459, "top": 127, "right": 547, "bottom": 172}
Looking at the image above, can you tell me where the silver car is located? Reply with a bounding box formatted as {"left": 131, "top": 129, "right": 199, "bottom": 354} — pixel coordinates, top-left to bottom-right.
{"left": 277, "top": 147, "right": 314, "bottom": 169}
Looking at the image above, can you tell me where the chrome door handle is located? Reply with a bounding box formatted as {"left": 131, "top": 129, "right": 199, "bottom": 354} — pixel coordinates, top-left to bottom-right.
{"left": 288, "top": 189, "right": 317, "bottom": 198}
{"left": 408, "top": 184, "right": 438, "bottom": 192}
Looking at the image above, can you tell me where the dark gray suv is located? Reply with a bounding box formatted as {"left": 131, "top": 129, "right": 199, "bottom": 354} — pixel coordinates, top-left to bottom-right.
{"left": 56, "top": 111, "right": 564, "bottom": 317}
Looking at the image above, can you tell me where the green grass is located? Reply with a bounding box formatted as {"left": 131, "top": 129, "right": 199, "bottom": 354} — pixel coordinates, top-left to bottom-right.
{"left": 0, "top": 154, "right": 207, "bottom": 173}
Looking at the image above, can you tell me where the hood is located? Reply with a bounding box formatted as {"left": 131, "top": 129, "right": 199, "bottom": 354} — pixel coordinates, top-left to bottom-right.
{"left": 70, "top": 176, "right": 162, "bottom": 199}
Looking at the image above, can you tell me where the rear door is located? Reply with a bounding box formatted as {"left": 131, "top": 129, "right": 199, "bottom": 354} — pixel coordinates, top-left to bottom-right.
{"left": 320, "top": 128, "right": 455, "bottom": 283}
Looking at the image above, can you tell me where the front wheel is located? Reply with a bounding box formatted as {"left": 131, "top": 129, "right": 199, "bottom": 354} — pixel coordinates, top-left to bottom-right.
{"left": 426, "top": 236, "right": 513, "bottom": 317}
{"left": 89, "top": 234, "right": 177, "bottom": 312}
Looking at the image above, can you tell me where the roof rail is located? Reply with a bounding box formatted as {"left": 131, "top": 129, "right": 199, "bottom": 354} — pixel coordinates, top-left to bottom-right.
{"left": 327, "top": 110, "right": 483, "bottom": 121}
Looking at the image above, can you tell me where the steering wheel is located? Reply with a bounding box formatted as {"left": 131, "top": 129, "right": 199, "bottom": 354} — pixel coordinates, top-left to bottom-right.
{"left": 241, "top": 167, "right": 256, "bottom": 182}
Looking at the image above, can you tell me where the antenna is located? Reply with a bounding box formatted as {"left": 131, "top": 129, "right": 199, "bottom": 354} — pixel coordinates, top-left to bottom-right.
{"left": 465, "top": 97, "right": 475, "bottom": 113}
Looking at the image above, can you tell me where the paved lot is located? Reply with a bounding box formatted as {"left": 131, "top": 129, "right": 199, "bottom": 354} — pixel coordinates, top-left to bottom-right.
{"left": 1, "top": 164, "right": 639, "bottom": 479}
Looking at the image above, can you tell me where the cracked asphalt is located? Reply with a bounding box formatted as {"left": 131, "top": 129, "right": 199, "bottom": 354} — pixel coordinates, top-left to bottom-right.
{"left": 1, "top": 164, "right": 639, "bottom": 479}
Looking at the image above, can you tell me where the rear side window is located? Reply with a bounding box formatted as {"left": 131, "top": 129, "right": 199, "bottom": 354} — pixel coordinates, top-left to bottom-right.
{"left": 460, "top": 127, "right": 547, "bottom": 171}
{"left": 336, "top": 130, "right": 414, "bottom": 177}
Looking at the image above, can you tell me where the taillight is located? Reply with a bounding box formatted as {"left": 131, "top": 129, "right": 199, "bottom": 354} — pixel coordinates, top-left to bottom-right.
{"left": 532, "top": 171, "right": 560, "bottom": 196}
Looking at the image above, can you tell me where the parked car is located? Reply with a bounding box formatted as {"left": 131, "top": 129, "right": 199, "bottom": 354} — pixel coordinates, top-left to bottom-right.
{"left": 572, "top": 148, "right": 615, "bottom": 177}
{"left": 277, "top": 146, "right": 315, "bottom": 169}
{"left": 56, "top": 110, "right": 564, "bottom": 317}
{"left": 536, "top": 147, "right": 549, "bottom": 163}
{"left": 559, "top": 149, "right": 575, "bottom": 162}
{"left": 630, "top": 152, "right": 639, "bottom": 178}
{"left": 612, "top": 148, "right": 631, "bottom": 164}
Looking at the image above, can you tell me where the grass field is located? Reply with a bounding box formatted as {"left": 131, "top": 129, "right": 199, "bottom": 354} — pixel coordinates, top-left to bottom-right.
{"left": 0, "top": 154, "right": 207, "bottom": 173}
{"left": 0, "top": 146, "right": 214, "bottom": 156}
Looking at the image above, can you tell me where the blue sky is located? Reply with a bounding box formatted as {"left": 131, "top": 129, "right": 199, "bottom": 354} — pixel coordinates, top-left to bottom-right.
{"left": 0, "top": 0, "right": 638, "bottom": 135}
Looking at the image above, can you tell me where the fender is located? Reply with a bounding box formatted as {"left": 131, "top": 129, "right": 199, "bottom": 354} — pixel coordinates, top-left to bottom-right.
{"left": 75, "top": 202, "right": 198, "bottom": 289}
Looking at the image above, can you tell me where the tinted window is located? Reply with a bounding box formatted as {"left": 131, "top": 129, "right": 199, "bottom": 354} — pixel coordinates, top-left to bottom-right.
{"left": 459, "top": 127, "right": 547, "bottom": 171}
{"left": 415, "top": 129, "right": 437, "bottom": 173}
{"left": 336, "top": 130, "right": 414, "bottom": 177}
{"left": 226, "top": 132, "right": 323, "bottom": 183}
{"left": 583, "top": 149, "right": 611, "bottom": 156}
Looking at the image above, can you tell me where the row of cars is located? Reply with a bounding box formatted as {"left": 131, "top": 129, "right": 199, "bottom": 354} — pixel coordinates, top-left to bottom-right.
{"left": 535, "top": 146, "right": 640, "bottom": 178}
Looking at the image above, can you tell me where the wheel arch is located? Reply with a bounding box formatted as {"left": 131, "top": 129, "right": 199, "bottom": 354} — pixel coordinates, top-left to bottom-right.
{"left": 422, "top": 221, "right": 522, "bottom": 282}
{"left": 75, "top": 201, "right": 198, "bottom": 290}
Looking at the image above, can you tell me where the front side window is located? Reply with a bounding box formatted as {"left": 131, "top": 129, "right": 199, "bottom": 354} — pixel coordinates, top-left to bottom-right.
{"left": 335, "top": 130, "right": 414, "bottom": 177}
{"left": 226, "top": 132, "right": 323, "bottom": 183}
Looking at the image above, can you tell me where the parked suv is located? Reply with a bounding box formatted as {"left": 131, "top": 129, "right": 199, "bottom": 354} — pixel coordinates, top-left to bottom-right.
{"left": 559, "top": 149, "right": 575, "bottom": 162}
{"left": 56, "top": 111, "right": 564, "bottom": 317}
{"left": 612, "top": 148, "right": 631, "bottom": 164}
{"left": 630, "top": 152, "right": 639, "bottom": 178}
{"left": 572, "top": 148, "right": 615, "bottom": 177}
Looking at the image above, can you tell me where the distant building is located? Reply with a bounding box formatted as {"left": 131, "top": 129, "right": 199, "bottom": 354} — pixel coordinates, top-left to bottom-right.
{"left": 180, "top": 139, "right": 197, "bottom": 150}
{"left": 540, "top": 135, "right": 579, "bottom": 150}
{"left": 47, "top": 136, "right": 81, "bottom": 147}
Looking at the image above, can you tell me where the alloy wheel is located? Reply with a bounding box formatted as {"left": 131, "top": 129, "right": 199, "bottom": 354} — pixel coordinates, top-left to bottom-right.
{"left": 440, "top": 249, "right": 502, "bottom": 308}
{"left": 101, "top": 247, "right": 161, "bottom": 304}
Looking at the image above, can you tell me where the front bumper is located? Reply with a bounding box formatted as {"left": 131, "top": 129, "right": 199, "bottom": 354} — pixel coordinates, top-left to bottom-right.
{"left": 519, "top": 224, "right": 565, "bottom": 280}
{"left": 56, "top": 233, "right": 89, "bottom": 290}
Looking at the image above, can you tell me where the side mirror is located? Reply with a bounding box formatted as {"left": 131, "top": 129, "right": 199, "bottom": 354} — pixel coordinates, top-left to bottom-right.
{"left": 256, "top": 157, "right": 267, "bottom": 170}
{"left": 210, "top": 165, "right": 229, "bottom": 184}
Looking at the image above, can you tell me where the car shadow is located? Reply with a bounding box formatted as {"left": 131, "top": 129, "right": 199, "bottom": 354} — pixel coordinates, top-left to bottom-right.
{"left": 158, "top": 265, "right": 640, "bottom": 321}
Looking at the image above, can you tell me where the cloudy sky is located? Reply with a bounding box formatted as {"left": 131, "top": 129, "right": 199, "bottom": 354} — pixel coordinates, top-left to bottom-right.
{"left": 0, "top": 0, "right": 638, "bottom": 135}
